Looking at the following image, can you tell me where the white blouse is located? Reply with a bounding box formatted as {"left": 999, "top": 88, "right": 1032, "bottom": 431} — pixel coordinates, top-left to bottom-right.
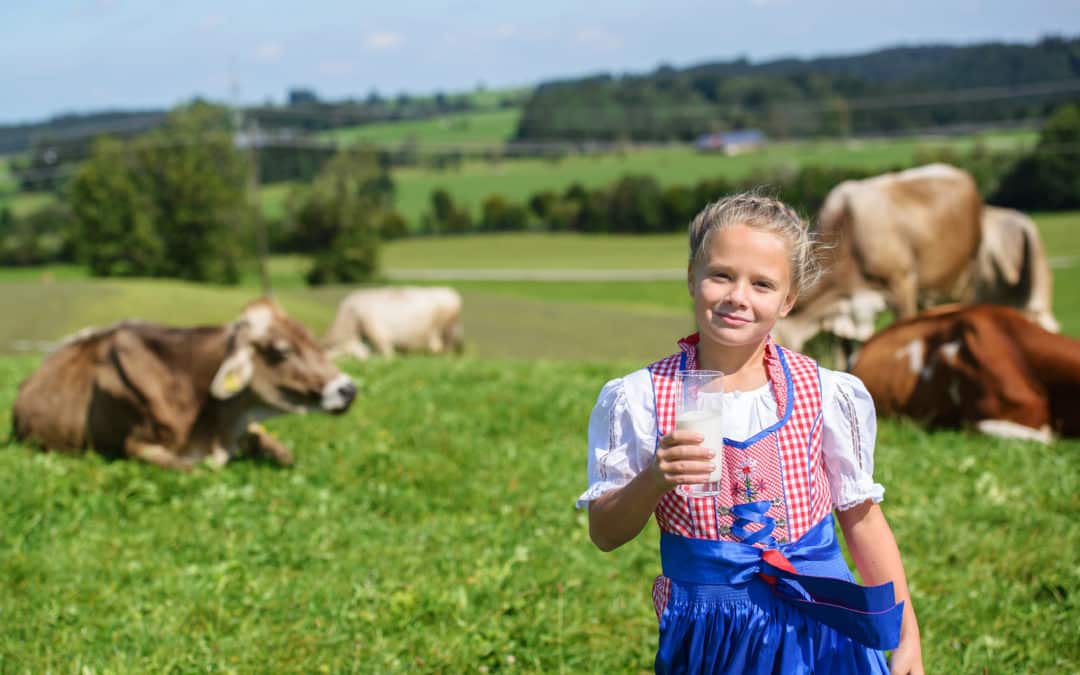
{"left": 576, "top": 366, "right": 885, "bottom": 511}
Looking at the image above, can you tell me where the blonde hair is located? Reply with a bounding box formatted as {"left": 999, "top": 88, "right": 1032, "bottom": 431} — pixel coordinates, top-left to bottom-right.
{"left": 687, "top": 192, "right": 824, "bottom": 294}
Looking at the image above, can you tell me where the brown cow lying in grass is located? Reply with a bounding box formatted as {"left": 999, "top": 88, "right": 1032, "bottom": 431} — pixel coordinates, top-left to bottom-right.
{"left": 850, "top": 304, "right": 1079, "bottom": 443}
{"left": 12, "top": 298, "right": 357, "bottom": 469}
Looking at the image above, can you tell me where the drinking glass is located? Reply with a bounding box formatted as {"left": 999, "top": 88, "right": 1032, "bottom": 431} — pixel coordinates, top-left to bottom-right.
{"left": 675, "top": 369, "right": 725, "bottom": 497}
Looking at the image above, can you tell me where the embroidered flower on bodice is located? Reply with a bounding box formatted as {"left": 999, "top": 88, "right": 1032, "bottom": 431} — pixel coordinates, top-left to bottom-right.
{"left": 731, "top": 458, "right": 767, "bottom": 502}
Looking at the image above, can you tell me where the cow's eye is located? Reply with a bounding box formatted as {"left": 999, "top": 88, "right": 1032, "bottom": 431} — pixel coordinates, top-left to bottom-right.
{"left": 264, "top": 340, "right": 292, "bottom": 362}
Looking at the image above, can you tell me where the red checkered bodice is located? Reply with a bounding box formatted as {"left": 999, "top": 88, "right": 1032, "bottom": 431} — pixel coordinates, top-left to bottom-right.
{"left": 649, "top": 334, "right": 832, "bottom": 544}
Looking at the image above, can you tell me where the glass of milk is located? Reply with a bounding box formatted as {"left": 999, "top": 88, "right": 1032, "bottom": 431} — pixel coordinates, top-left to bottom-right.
{"left": 675, "top": 369, "right": 725, "bottom": 497}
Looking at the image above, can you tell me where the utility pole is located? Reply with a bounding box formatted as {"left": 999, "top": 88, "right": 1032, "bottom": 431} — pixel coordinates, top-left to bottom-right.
{"left": 248, "top": 115, "right": 271, "bottom": 297}
{"left": 232, "top": 76, "right": 271, "bottom": 297}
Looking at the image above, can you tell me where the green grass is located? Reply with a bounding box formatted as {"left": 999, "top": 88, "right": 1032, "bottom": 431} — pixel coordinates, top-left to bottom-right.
{"left": 322, "top": 109, "right": 521, "bottom": 147}
{"left": 382, "top": 232, "right": 687, "bottom": 271}
{"left": 0, "top": 355, "right": 1076, "bottom": 673}
{"left": 1, "top": 190, "right": 57, "bottom": 218}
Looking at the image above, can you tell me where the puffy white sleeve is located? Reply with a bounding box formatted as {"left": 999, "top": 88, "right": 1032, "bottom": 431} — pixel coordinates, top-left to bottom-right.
{"left": 576, "top": 373, "right": 655, "bottom": 509}
{"left": 820, "top": 369, "right": 886, "bottom": 511}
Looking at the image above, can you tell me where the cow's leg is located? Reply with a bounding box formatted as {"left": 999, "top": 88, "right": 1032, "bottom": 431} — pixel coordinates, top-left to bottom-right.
{"left": 348, "top": 339, "right": 372, "bottom": 361}
{"left": 889, "top": 270, "right": 920, "bottom": 319}
{"left": 427, "top": 332, "right": 445, "bottom": 354}
{"left": 243, "top": 422, "right": 295, "bottom": 466}
{"left": 445, "top": 320, "right": 465, "bottom": 354}
{"left": 124, "top": 439, "right": 193, "bottom": 471}
{"left": 366, "top": 326, "right": 395, "bottom": 358}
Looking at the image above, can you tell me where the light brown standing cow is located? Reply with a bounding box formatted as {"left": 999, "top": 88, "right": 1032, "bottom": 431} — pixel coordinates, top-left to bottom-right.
{"left": 12, "top": 298, "right": 357, "bottom": 469}
{"left": 323, "top": 286, "right": 464, "bottom": 360}
{"left": 850, "top": 304, "right": 1080, "bottom": 443}
{"left": 974, "top": 205, "right": 1058, "bottom": 333}
{"left": 774, "top": 163, "right": 983, "bottom": 351}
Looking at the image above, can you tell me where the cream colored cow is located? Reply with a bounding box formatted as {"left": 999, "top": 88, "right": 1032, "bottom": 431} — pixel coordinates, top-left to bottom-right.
{"left": 323, "top": 286, "right": 464, "bottom": 360}
{"left": 774, "top": 164, "right": 983, "bottom": 351}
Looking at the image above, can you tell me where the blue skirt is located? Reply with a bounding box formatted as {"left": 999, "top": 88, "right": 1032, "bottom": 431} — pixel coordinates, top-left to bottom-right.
{"left": 655, "top": 515, "right": 897, "bottom": 674}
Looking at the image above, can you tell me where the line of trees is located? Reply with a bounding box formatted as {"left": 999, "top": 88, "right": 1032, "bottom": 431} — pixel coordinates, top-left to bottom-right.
{"left": 515, "top": 36, "right": 1080, "bottom": 142}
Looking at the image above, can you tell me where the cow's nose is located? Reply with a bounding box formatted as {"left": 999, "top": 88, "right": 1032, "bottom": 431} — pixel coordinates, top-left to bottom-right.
{"left": 338, "top": 380, "right": 357, "bottom": 403}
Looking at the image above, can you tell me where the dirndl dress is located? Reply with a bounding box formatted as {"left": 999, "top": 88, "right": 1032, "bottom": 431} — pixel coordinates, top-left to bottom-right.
{"left": 648, "top": 335, "right": 902, "bottom": 674}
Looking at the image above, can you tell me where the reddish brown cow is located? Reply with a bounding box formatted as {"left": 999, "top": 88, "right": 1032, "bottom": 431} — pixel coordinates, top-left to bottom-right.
{"left": 12, "top": 297, "right": 357, "bottom": 469}
{"left": 850, "top": 304, "right": 1080, "bottom": 442}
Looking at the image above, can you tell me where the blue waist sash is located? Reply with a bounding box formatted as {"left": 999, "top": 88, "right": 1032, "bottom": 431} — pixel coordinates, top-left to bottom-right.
{"left": 660, "top": 513, "right": 903, "bottom": 651}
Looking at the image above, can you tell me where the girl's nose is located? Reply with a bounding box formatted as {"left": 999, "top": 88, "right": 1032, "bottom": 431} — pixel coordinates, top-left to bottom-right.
{"left": 726, "top": 281, "right": 749, "bottom": 306}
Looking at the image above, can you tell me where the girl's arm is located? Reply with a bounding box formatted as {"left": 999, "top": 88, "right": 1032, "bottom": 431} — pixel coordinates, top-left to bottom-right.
{"left": 836, "top": 500, "right": 924, "bottom": 675}
{"left": 588, "top": 430, "right": 713, "bottom": 551}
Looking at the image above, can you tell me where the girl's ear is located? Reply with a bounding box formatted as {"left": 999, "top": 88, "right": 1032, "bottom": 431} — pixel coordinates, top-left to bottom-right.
{"left": 779, "top": 290, "right": 798, "bottom": 318}
{"left": 686, "top": 263, "right": 695, "bottom": 298}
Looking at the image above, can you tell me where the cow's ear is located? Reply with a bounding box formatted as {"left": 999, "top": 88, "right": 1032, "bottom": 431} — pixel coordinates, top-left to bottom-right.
{"left": 211, "top": 346, "right": 254, "bottom": 399}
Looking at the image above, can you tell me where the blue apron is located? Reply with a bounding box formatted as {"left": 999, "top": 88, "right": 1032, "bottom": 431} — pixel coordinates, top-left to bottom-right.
{"left": 656, "top": 512, "right": 902, "bottom": 674}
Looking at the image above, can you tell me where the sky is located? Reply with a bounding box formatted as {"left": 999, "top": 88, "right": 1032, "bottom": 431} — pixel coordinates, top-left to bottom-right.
{"left": 2, "top": 0, "right": 1079, "bottom": 125}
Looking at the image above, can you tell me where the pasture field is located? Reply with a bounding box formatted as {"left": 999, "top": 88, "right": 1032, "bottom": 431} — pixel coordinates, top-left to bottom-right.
{"left": 0, "top": 354, "right": 1077, "bottom": 673}
{"left": 0, "top": 216, "right": 1077, "bottom": 671}
{"left": 0, "top": 208, "right": 1076, "bottom": 356}
{"left": 321, "top": 109, "right": 521, "bottom": 147}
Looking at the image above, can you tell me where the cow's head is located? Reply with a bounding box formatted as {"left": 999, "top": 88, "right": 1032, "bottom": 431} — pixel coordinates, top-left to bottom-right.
{"left": 210, "top": 298, "right": 357, "bottom": 414}
{"left": 773, "top": 288, "right": 887, "bottom": 351}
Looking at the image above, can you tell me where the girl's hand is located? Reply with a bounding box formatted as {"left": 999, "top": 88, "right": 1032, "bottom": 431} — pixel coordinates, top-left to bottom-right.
{"left": 889, "top": 636, "right": 924, "bottom": 675}
{"left": 650, "top": 431, "right": 716, "bottom": 493}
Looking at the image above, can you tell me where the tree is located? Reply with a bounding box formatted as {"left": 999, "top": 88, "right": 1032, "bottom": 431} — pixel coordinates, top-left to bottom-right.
{"left": 993, "top": 103, "right": 1080, "bottom": 210}
{"left": 133, "top": 102, "right": 252, "bottom": 283}
{"left": 423, "top": 188, "right": 473, "bottom": 234}
{"left": 68, "top": 136, "right": 163, "bottom": 276}
{"left": 67, "top": 102, "right": 253, "bottom": 283}
{"left": 300, "top": 146, "right": 394, "bottom": 285}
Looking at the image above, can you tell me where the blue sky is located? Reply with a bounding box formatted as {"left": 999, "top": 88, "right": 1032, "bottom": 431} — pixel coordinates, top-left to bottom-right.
{"left": 2, "top": 0, "right": 1079, "bottom": 124}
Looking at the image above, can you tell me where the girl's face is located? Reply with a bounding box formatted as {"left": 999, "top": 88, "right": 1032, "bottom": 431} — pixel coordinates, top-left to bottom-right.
{"left": 688, "top": 223, "right": 797, "bottom": 349}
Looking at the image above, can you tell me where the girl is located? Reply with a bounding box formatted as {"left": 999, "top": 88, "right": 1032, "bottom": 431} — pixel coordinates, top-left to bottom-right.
{"left": 578, "top": 194, "right": 923, "bottom": 674}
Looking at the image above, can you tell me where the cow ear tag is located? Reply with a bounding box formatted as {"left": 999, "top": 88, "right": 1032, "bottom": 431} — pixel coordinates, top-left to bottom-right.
{"left": 211, "top": 347, "right": 254, "bottom": 399}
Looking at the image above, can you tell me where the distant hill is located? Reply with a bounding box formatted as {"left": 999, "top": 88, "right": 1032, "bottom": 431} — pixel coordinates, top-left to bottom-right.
{"left": 0, "top": 89, "right": 529, "bottom": 156}
{"left": 0, "top": 109, "right": 166, "bottom": 155}
{"left": 515, "top": 36, "right": 1080, "bottom": 141}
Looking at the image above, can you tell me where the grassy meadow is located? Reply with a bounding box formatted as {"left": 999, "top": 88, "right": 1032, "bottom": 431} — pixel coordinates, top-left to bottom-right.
{"left": 320, "top": 109, "right": 522, "bottom": 147}
{"left": 0, "top": 210, "right": 1079, "bottom": 671}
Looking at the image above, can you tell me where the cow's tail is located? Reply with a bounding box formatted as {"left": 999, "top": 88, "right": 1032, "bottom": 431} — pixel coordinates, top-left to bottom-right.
{"left": 1020, "top": 218, "right": 1059, "bottom": 333}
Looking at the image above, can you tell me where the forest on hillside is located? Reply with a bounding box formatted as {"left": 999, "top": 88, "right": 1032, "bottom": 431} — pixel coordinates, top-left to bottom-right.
{"left": 515, "top": 36, "right": 1080, "bottom": 141}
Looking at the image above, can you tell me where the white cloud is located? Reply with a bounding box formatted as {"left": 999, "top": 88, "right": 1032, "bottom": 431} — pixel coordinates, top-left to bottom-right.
{"left": 492, "top": 24, "right": 517, "bottom": 39}
{"left": 364, "top": 31, "right": 404, "bottom": 50}
{"left": 575, "top": 27, "right": 622, "bottom": 51}
{"left": 255, "top": 42, "right": 283, "bottom": 63}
